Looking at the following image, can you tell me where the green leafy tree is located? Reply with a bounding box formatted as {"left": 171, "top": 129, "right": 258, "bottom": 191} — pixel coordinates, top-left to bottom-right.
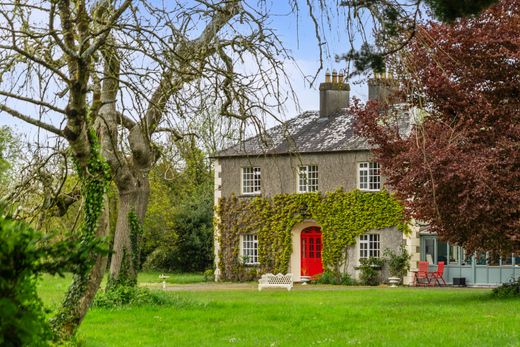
{"left": 143, "top": 141, "right": 213, "bottom": 272}
{"left": 0, "top": 126, "right": 20, "bottom": 188}
{"left": 339, "top": 0, "right": 500, "bottom": 75}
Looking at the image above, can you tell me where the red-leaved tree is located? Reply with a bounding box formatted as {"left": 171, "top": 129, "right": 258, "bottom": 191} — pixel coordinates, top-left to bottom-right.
{"left": 353, "top": 0, "right": 520, "bottom": 253}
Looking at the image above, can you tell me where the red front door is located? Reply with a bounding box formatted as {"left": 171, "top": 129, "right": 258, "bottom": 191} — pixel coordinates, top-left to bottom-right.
{"left": 301, "top": 226, "right": 323, "bottom": 276}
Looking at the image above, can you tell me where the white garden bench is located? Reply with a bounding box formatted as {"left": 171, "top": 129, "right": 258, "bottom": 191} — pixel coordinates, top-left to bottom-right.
{"left": 258, "top": 273, "right": 293, "bottom": 291}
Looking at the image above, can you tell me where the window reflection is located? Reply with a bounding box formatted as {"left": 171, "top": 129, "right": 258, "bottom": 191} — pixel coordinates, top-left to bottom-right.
{"left": 461, "top": 249, "right": 473, "bottom": 265}
{"left": 423, "top": 238, "right": 435, "bottom": 264}
{"left": 448, "top": 244, "right": 459, "bottom": 264}
{"left": 503, "top": 254, "right": 513, "bottom": 266}
{"left": 476, "top": 252, "right": 487, "bottom": 265}
{"left": 487, "top": 252, "right": 500, "bottom": 266}
{"left": 437, "top": 241, "right": 448, "bottom": 264}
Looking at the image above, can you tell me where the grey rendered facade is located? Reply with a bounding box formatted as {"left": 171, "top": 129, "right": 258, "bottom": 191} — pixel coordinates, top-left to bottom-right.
{"left": 213, "top": 72, "right": 404, "bottom": 282}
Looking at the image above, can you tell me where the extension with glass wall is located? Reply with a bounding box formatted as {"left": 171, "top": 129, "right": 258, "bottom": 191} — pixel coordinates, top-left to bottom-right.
{"left": 420, "top": 235, "right": 520, "bottom": 285}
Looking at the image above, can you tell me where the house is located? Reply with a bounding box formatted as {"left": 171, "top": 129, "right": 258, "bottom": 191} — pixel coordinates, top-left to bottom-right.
{"left": 212, "top": 71, "right": 520, "bottom": 286}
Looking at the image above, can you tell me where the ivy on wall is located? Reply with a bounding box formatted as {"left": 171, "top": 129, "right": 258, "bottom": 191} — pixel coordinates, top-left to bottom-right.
{"left": 216, "top": 189, "right": 409, "bottom": 281}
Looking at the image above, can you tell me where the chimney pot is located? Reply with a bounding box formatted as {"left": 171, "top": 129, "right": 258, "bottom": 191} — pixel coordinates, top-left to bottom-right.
{"left": 368, "top": 74, "right": 400, "bottom": 104}
{"left": 332, "top": 69, "right": 338, "bottom": 83}
{"left": 319, "top": 68, "right": 350, "bottom": 118}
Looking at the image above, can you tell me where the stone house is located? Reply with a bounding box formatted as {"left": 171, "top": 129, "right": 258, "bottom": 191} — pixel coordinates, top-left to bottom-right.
{"left": 212, "top": 71, "right": 520, "bottom": 286}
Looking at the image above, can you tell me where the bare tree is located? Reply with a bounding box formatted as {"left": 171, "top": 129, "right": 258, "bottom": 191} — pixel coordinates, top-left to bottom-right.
{"left": 0, "top": 0, "right": 293, "bottom": 338}
{"left": 0, "top": 0, "right": 130, "bottom": 339}
{"left": 92, "top": 1, "right": 293, "bottom": 287}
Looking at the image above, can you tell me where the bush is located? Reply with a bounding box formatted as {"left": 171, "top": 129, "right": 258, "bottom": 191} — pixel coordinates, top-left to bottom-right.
{"left": 358, "top": 257, "right": 385, "bottom": 286}
{"left": 315, "top": 271, "right": 356, "bottom": 285}
{"left": 0, "top": 211, "right": 79, "bottom": 346}
{"left": 93, "top": 286, "right": 173, "bottom": 309}
{"left": 384, "top": 245, "right": 411, "bottom": 279}
{"left": 203, "top": 269, "right": 215, "bottom": 282}
{"left": 492, "top": 277, "right": 520, "bottom": 298}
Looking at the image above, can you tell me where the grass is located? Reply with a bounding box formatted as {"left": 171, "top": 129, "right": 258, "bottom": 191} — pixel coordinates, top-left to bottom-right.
{"left": 137, "top": 271, "right": 205, "bottom": 285}
{"left": 37, "top": 272, "right": 204, "bottom": 309}
{"left": 38, "top": 275, "right": 520, "bottom": 347}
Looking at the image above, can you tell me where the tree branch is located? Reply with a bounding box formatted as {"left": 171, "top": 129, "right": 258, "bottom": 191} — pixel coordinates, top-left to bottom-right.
{"left": 0, "top": 104, "right": 63, "bottom": 136}
{"left": 81, "top": 0, "right": 132, "bottom": 60}
{"left": 0, "top": 90, "right": 67, "bottom": 114}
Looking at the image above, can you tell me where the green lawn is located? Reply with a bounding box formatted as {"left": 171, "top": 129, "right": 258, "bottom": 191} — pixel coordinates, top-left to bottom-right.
{"left": 39, "top": 275, "right": 520, "bottom": 347}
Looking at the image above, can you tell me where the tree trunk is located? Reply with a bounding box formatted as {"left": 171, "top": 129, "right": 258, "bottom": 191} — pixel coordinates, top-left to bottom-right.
{"left": 51, "top": 198, "right": 110, "bottom": 340}
{"left": 108, "top": 172, "right": 150, "bottom": 287}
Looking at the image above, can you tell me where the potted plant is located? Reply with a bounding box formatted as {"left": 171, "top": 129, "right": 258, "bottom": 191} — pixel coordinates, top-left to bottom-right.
{"left": 357, "top": 257, "right": 385, "bottom": 286}
{"left": 300, "top": 266, "right": 310, "bottom": 285}
{"left": 384, "top": 246, "right": 412, "bottom": 287}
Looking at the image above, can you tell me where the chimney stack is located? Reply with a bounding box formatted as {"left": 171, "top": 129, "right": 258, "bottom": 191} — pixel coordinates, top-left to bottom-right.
{"left": 368, "top": 72, "right": 400, "bottom": 104}
{"left": 319, "top": 69, "right": 350, "bottom": 118}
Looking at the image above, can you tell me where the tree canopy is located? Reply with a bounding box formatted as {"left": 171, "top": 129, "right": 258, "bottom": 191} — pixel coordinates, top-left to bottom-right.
{"left": 340, "top": 0, "right": 500, "bottom": 75}
{"left": 353, "top": 0, "right": 520, "bottom": 253}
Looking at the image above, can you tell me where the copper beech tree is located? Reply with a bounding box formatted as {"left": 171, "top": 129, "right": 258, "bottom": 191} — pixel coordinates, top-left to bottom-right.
{"left": 353, "top": 0, "right": 520, "bottom": 253}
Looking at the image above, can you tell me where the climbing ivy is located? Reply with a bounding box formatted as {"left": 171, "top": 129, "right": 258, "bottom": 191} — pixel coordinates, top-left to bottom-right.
{"left": 128, "top": 210, "right": 142, "bottom": 275}
{"left": 51, "top": 127, "right": 111, "bottom": 339}
{"left": 216, "top": 189, "right": 409, "bottom": 281}
{"left": 108, "top": 210, "right": 143, "bottom": 288}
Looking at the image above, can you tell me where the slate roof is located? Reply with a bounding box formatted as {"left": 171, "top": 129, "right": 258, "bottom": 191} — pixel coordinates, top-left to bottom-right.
{"left": 214, "top": 110, "right": 372, "bottom": 158}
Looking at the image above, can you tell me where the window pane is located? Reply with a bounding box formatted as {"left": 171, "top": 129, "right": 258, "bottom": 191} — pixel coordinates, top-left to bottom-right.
{"left": 298, "top": 165, "right": 319, "bottom": 192}
{"left": 437, "top": 241, "right": 448, "bottom": 264}
{"left": 359, "top": 233, "right": 379, "bottom": 259}
{"left": 461, "top": 249, "right": 473, "bottom": 265}
{"left": 503, "top": 254, "right": 513, "bottom": 266}
{"left": 488, "top": 252, "right": 500, "bottom": 266}
{"left": 423, "top": 238, "right": 435, "bottom": 263}
{"left": 242, "top": 167, "right": 261, "bottom": 194}
{"left": 448, "top": 244, "right": 459, "bottom": 264}
{"left": 359, "top": 162, "right": 380, "bottom": 190}
{"left": 476, "top": 252, "right": 487, "bottom": 265}
{"left": 242, "top": 234, "right": 259, "bottom": 264}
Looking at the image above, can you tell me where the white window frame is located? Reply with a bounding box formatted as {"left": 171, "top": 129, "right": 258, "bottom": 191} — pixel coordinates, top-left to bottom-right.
{"left": 358, "top": 162, "right": 381, "bottom": 191}
{"left": 241, "top": 167, "right": 261, "bottom": 195}
{"left": 359, "top": 234, "right": 380, "bottom": 259}
{"left": 241, "top": 234, "right": 259, "bottom": 265}
{"left": 297, "top": 165, "right": 319, "bottom": 193}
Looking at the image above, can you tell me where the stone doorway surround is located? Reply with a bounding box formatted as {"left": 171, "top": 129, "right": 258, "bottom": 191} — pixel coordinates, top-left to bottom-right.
{"left": 290, "top": 220, "right": 321, "bottom": 282}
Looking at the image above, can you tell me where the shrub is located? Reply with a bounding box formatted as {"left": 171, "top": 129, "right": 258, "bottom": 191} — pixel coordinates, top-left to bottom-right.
{"left": 358, "top": 257, "right": 385, "bottom": 286}
{"left": 143, "top": 188, "right": 213, "bottom": 273}
{"left": 93, "top": 286, "right": 173, "bottom": 309}
{"left": 315, "top": 271, "right": 356, "bottom": 285}
{"left": 0, "top": 211, "right": 79, "bottom": 346}
{"left": 203, "top": 269, "right": 215, "bottom": 282}
{"left": 384, "top": 245, "right": 412, "bottom": 279}
{"left": 492, "top": 277, "right": 520, "bottom": 298}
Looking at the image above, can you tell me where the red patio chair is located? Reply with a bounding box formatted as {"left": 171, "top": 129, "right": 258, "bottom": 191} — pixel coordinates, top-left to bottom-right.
{"left": 430, "top": 261, "right": 447, "bottom": 287}
{"left": 413, "top": 261, "right": 431, "bottom": 286}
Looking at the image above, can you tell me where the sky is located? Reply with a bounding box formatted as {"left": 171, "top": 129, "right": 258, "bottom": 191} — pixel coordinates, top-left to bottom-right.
{"left": 263, "top": 1, "right": 371, "bottom": 120}
{"left": 0, "top": 1, "right": 373, "bottom": 136}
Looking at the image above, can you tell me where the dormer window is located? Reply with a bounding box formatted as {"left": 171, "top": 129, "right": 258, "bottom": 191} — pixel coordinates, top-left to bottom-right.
{"left": 298, "top": 165, "right": 319, "bottom": 193}
{"left": 358, "top": 162, "right": 381, "bottom": 191}
{"left": 242, "top": 167, "right": 261, "bottom": 195}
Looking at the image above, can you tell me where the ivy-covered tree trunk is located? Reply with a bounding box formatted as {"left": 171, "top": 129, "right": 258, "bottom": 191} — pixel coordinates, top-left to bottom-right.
{"left": 51, "top": 198, "right": 110, "bottom": 339}
{"left": 50, "top": 131, "right": 112, "bottom": 339}
{"left": 108, "top": 173, "right": 148, "bottom": 288}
